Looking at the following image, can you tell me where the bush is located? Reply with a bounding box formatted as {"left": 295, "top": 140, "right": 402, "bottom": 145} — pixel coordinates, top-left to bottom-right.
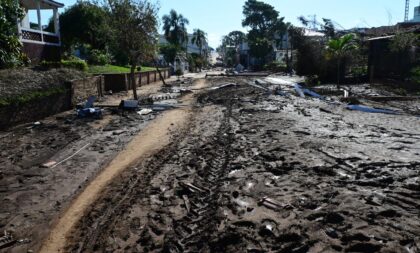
{"left": 175, "top": 69, "right": 183, "bottom": 76}
{"left": 87, "top": 49, "right": 111, "bottom": 65}
{"left": 410, "top": 66, "right": 420, "bottom": 84}
{"left": 61, "top": 59, "right": 88, "bottom": 71}
{"left": 305, "top": 75, "right": 321, "bottom": 86}
{"left": 40, "top": 59, "right": 88, "bottom": 72}
{"left": 264, "top": 61, "right": 287, "bottom": 73}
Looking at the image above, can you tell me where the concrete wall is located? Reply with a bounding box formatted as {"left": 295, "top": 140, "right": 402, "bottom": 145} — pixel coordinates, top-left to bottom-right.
{"left": 0, "top": 68, "right": 171, "bottom": 129}
{"left": 103, "top": 68, "right": 170, "bottom": 92}
{"left": 0, "top": 86, "right": 72, "bottom": 130}
{"left": 69, "top": 75, "right": 104, "bottom": 106}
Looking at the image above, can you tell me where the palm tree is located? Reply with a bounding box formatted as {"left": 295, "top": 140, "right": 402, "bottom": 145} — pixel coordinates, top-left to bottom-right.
{"left": 327, "top": 34, "right": 358, "bottom": 88}
{"left": 162, "top": 9, "right": 189, "bottom": 48}
{"left": 191, "top": 29, "right": 207, "bottom": 57}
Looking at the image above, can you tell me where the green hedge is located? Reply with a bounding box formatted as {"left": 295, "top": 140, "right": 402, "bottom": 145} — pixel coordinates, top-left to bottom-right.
{"left": 41, "top": 59, "right": 88, "bottom": 71}
{"left": 264, "top": 62, "right": 287, "bottom": 73}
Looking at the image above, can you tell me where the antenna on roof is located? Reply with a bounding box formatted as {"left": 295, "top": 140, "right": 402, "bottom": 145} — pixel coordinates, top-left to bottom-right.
{"left": 404, "top": 0, "right": 410, "bottom": 22}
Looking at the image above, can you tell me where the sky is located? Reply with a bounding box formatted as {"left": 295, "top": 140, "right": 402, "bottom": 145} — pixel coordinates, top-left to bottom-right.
{"left": 52, "top": 0, "right": 419, "bottom": 48}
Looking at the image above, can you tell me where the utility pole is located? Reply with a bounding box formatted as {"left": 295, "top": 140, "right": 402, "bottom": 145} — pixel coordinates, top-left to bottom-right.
{"left": 405, "top": 0, "right": 410, "bottom": 22}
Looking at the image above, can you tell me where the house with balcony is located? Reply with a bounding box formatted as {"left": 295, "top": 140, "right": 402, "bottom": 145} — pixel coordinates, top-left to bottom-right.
{"left": 17, "top": 0, "right": 64, "bottom": 63}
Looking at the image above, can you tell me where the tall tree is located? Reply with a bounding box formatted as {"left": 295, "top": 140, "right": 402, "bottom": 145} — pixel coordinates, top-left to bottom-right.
{"left": 162, "top": 9, "right": 189, "bottom": 48}
{"left": 107, "top": 0, "right": 158, "bottom": 100}
{"left": 191, "top": 29, "right": 207, "bottom": 56}
{"left": 222, "top": 31, "right": 246, "bottom": 48}
{"left": 0, "top": 0, "right": 24, "bottom": 68}
{"left": 327, "top": 34, "right": 358, "bottom": 88}
{"left": 298, "top": 16, "right": 336, "bottom": 39}
{"left": 220, "top": 31, "right": 247, "bottom": 66}
{"left": 242, "top": 0, "right": 287, "bottom": 66}
{"left": 59, "top": 2, "right": 111, "bottom": 51}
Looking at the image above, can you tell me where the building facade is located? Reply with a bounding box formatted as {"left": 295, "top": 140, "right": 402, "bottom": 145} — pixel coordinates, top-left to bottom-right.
{"left": 17, "top": 0, "right": 64, "bottom": 63}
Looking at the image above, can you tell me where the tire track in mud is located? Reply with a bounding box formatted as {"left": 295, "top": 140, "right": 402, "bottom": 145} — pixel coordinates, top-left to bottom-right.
{"left": 39, "top": 108, "right": 192, "bottom": 253}
{"left": 69, "top": 127, "right": 192, "bottom": 252}
{"left": 163, "top": 101, "right": 234, "bottom": 253}
{"left": 63, "top": 81, "right": 243, "bottom": 253}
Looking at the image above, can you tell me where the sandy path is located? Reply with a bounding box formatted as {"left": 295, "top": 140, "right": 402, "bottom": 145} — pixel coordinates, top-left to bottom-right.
{"left": 39, "top": 78, "right": 208, "bottom": 253}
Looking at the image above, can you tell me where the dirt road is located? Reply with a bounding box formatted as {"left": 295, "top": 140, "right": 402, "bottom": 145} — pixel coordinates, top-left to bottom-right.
{"left": 40, "top": 78, "right": 208, "bottom": 252}
{"left": 2, "top": 74, "right": 419, "bottom": 253}
{"left": 62, "top": 76, "right": 419, "bottom": 252}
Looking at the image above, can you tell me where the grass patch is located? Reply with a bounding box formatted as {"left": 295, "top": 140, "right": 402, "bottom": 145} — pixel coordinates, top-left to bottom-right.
{"left": 88, "top": 64, "right": 155, "bottom": 74}
{"left": 0, "top": 87, "right": 67, "bottom": 107}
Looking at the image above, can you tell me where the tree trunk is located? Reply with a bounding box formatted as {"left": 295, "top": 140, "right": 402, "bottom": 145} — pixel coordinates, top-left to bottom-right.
{"left": 154, "top": 60, "right": 167, "bottom": 86}
{"left": 199, "top": 46, "right": 202, "bottom": 72}
{"left": 131, "top": 65, "right": 138, "bottom": 100}
{"left": 337, "top": 58, "right": 341, "bottom": 89}
{"left": 290, "top": 41, "right": 294, "bottom": 76}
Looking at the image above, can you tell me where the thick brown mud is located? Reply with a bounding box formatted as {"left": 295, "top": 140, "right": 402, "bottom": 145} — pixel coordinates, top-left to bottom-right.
{"left": 64, "top": 77, "right": 420, "bottom": 253}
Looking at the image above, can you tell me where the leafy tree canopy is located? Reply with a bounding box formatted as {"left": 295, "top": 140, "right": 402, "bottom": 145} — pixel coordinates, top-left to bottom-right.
{"left": 242, "top": 0, "right": 286, "bottom": 62}
{"left": 222, "top": 31, "right": 246, "bottom": 48}
{"left": 162, "top": 9, "right": 189, "bottom": 47}
{"left": 191, "top": 29, "right": 207, "bottom": 56}
{"left": 0, "top": 0, "right": 25, "bottom": 68}
{"left": 242, "top": 0, "right": 284, "bottom": 37}
{"left": 389, "top": 32, "right": 419, "bottom": 53}
{"left": 107, "top": 0, "right": 159, "bottom": 99}
{"left": 59, "top": 2, "right": 111, "bottom": 51}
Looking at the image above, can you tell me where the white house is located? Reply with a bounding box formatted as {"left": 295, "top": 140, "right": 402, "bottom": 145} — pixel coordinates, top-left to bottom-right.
{"left": 17, "top": 0, "right": 64, "bottom": 62}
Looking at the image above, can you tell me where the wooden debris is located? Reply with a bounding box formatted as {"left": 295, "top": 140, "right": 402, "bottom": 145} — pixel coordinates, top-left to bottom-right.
{"left": 0, "top": 231, "right": 17, "bottom": 249}
{"left": 179, "top": 182, "right": 208, "bottom": 193}
{"left": 41, "top": 161, "right": 57, "bottom": 168}
{"left": 182, "top": 195, "right": 191, "bottom": 213}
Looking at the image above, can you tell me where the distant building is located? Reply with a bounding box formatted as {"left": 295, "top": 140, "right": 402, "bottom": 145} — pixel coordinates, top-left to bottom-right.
{"left": 367, "top": 24, "right": 420, "bottom": 83}
{"left": 406, "top": 3, "right": 420, "bottom": 23}
{"left": 17, "top": 0, "right": 64, "bottom": 63}
{"left": 158, "top": 34, "right": 210, "bottom": 73}
{"left": 275, "top": 28, "right": 324, "bottom": 65}
{"left": 237, "top": 27, "right": 325, "bottom": 69}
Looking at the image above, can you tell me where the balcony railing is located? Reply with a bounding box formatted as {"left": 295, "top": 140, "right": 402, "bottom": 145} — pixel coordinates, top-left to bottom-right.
{"left": 20, "top": 28, "right": 60, "bottom": 46}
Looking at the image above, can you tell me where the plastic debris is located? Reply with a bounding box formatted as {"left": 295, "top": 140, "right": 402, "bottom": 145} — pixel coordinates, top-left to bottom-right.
{"left": 346, "top": 105, "right": 398, "bottom": 115}
{"left": 41, "top": 161, "right": 57, "bottom": 168}
{"left": 294, "top": 84, "right": 325, "bottom": 99}
{"left": 211, "top": 83, "right": 238, "bottom": 90}
{"left": 138, "top": 109, "right": 153, "bottom": 115}
{"left": 119, "top": 100, "right": 139, "bottom": 110}
{"left": 235, "top": 64, "right": 245, "bottom": 73}
{"left": 294, "top": 84, "right": 305, "bottom": 97}
{"left": 77, "top": 96, "right": 102, "bottom": 118}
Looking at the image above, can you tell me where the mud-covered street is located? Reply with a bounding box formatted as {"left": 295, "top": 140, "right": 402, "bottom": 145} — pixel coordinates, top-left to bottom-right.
{"left": 49, "top": 76, "right": 420, "bottom": 253}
